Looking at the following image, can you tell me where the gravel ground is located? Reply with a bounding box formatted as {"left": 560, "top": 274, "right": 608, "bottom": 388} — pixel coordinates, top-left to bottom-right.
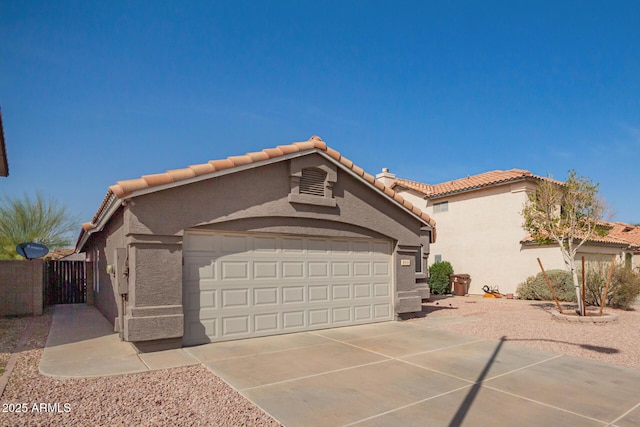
{"left": 0, "top": 310, "right": 281, "bottom": 427}
{"left": 422, "top": 295, "right": 640, "bottom": 369}
{"left": 0, "top": 317, "right": 29, "bottom": 375}
{"left": 1, "top": 299, "right": 639, "bottom": 426}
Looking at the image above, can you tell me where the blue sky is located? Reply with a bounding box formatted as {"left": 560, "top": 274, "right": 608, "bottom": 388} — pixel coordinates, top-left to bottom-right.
{"left": 1, "top": 0, "right": 638, "bottom": 237}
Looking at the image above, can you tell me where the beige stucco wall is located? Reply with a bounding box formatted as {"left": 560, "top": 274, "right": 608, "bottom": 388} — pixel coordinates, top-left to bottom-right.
{"left": 398, "top": 182, "right": 627, "bottom": 295}
{"left": 84, "top": 153, "right": 433, "bottom": 348}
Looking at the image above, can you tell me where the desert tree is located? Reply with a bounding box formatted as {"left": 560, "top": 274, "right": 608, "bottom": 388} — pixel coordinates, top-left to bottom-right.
{"left": 0, "top": 192, "right": 77, "bottom": 260}
{"left": 522, "top": 170, "right": 605, "bottom": 315}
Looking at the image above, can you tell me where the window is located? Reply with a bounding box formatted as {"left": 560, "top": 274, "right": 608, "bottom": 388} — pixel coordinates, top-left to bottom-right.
{"left": 414, "top": 245, "right": 423, "bottom": 273}
{"left": 299, "top": 168, "right": 326, "bottom": 196}
{"left": 434, "top": 254, "right": 442, "bottom": 263}
{"left": 433, "top": 201, "right": 448, "bottom": 213}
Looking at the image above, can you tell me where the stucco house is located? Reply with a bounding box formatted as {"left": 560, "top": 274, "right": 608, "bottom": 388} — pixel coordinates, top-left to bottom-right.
{"left": 376, "top": 168, "right": 638, "bottom": 295}
{"left": 76, "top": 136, "right": 436, "bottom": 351}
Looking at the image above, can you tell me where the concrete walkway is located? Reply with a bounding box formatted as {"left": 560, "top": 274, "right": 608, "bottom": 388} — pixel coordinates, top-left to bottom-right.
{"left": 41, "top": 305, "right": 640, "bottom": 426}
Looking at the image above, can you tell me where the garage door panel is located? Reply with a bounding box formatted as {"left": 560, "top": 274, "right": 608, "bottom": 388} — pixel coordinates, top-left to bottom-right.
{"left": 308, "top": 285, "right": 329, "bottom": 301}
{"left": 282, "top": 261, "right": 304, "bottom": 278}
{"left": 332, "top": 307, "right": 352, "bottom": 323}
{"left": 221, "top": 288, "right": 249, "bottom": 308}
{"left": 254, "top": 262, "right": 278, "bottom": 279}
{"left": 282, "top": 287, "right": 305, "bottom": 303}
{"left": 221, "top": 261, "right": 249, "bottom": 280}
{"left": 354, "top": 305, "right": 372, "bottom": 320}
{"left": 354, "top": 283, "right": 372, "bottom": 298}
{"left": 374, "top": 283, "right": 391, "bottom": 297}
{"left": 283, "top": 311, "right": 305, "bottom": 329}
{"left": 308, "top": 262, "right": 328, "bottom": 277}
{"left": 254, "top": 287, "right": 278, "bottom": 305}
{"left": 222, "top": 316, "right": 250, "bottom": 336}
{"left": 309, "top": 309, "right": 330, "bottom": 326}
{"left": 183, "top": 232, "right": 393, "bottom": 345}
{"left": 254, "top": 313, "right": 279, "bottom": 332}
{"left": 353, "top": 262, "right": 371, "bottom": 276}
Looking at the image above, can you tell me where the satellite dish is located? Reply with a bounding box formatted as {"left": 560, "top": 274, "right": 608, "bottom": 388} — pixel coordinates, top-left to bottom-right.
{"left": 16, "top": 242, "right": 49, "bottom": 260}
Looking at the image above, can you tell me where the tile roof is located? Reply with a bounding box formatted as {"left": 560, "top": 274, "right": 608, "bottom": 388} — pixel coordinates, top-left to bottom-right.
{"left": 520, "top": 222, "right": 640, "bottom": 250}
{"left": 78, "top": 136, "right": 436, "bottom": 249}
{"left": 0, "top": 108, "right": 8, "bottom": 177}
{"left": 393, "top": 169, "right": 560, "bottom": 198}
{"left": 606, "top": 222, "right": 640, "bottom": 251}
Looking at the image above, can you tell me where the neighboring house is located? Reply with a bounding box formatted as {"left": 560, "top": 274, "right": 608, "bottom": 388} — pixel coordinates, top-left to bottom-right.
{"left": 377, "top": 168, "right": 637, "bottom": 295}
{"left": 0, "top": 108, "right": 8, "bottom": 177}
{"left": 76, "top": 136, "right": 436, "bottom": 351}
{"left": 607, "top": 222, "right": 640, "bottom": 273}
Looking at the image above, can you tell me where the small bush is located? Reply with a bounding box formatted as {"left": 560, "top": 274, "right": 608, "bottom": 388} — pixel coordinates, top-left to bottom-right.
{"left": 516, "top": 270, "right": 576, "bottom": 302}
{"left": 584, "top": 262, "right": 640, "bottom": 309}
{"left": 429, "top": 261, "right": 454, "bottom": 295}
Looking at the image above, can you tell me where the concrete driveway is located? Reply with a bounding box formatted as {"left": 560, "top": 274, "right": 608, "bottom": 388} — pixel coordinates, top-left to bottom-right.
{"left": 184, "top": 319, "right": 640, "bottom": 427}
{"left": 41, "top": 305, "right": 640, "bottom": 426}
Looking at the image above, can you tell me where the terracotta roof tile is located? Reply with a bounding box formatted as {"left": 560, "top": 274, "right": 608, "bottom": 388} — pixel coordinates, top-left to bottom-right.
{"left": 227, "top": 155, "right": 253, "bottom": 167}
{"left": 79, "top": 136, "right": 436, "bottom": 247}
{"left": 277, "top": 144, "right": 300, "bottom": 154}
{"left": 208, "top": 159, "right": 234, "bottom": 170}
{"left": 339, "top": 157, "right": 353, "bottom": 169}
{"left": 351, "top": 164, "right": 365, "bottom": 177}
{"left": 393, "top": 169, "right": 560, "bottom": 198}
{"left": 263, "top": 147, "right": 284, "bottom": 158}
{"left": 142, "top": 173, "right": 174, "bottom": 187}
{"left": 167, "top": 168, "right": 196, "bottom": 181}
{"left": 189, "top": 163, "right": 215, "bottom": 176}
{"left": 246, "top": 151, "right": 270, "bottom": 162}
{"left": 325, "top": 147, "right": 341, "bottom": 161}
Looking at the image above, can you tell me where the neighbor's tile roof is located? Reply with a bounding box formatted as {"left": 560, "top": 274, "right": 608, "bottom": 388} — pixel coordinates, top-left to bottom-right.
{"left": 606, "top": 222, "right": 640, "bottom": 251}
{"left": 81, "top": 136, "right": 436, "bottom": 238}
{"left": 393, "top": 169, "right": 560, "bottom": 198}
{"left": 520, "top": 222, "right": 640, "bottom": 250}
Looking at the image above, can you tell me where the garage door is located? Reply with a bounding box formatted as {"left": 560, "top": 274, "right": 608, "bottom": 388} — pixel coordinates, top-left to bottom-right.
{"left": 182, "top": 231, "right": 393, "bottom": 345}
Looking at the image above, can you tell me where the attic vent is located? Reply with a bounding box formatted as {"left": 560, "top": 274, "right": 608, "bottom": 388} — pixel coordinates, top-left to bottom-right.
{"left": 299, "top": 168, "right": 326, "bottom": 196}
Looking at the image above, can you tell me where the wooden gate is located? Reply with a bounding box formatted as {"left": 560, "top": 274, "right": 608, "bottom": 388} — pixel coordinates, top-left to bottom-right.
{"left": 43, "top": 260, "right": 86, "bottom": 306}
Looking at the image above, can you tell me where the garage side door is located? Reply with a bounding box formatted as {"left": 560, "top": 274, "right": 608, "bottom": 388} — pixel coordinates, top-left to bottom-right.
{"left": 183, "top": 232, "right": 393, "bottom": 345}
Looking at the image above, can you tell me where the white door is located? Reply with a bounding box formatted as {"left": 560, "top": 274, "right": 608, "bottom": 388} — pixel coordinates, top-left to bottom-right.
{"left": 182, "top": 231, "right": 394, "bottom": 345}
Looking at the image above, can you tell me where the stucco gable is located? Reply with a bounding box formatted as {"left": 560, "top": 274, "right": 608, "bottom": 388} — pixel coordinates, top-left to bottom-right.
{"left": 77, "top": 136, "right": 436, "bottom": 251}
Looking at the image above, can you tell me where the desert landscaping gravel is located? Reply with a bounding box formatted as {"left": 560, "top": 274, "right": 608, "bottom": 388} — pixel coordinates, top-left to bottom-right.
{"left": 0, "top": 310, "right": 281, "bottom": 427}
{"left": 1, "top": 297, "right": 639, "bottom": 426}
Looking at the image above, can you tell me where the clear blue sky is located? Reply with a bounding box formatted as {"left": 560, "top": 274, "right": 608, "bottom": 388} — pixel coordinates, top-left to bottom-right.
{"left": 1, "top": 0, "right": 638, "bottom": 237}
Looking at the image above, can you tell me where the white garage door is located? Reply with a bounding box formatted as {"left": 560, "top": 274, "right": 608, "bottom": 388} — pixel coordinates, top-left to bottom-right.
{"left": 182, "top": 231, "right": 394, "bottom": 345}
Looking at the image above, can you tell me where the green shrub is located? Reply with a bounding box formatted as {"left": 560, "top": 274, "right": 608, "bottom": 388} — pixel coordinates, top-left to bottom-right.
{"left": 516, "top": 270, "right": 576, "bottom": 302}
{"left": 584, "top": 262, "right": 640, "bottom": 309}
{"left": 429, "top": 261, "right": 454, "bottom": 295}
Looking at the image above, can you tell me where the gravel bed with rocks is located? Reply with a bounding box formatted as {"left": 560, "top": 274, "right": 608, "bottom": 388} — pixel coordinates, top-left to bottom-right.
{"left": 0, "top": 317, "right": 29, "bottom": 375}
{"left": 422, "top": 295, "right": 640, "bottom": 369}
{"left": 0, "top": 310, "right": 281, "bottom": 427}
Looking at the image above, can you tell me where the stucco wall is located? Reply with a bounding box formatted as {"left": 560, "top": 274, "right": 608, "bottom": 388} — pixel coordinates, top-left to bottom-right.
{"left": 84, "top": 209, "right": 125, "bottom": 328}
{"left": 0, "top": 260, "right": 43, "bottom": 316}
{"left": 399, "top": 182, "right": 625, "bottom": 295}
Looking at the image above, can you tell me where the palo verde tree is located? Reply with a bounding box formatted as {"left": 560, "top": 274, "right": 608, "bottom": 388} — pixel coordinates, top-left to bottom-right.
{"left": 0, "top": 192, "right": 77, "bottom": 260}
{"left": 522, "top": 170, "right": 605, "bottom": 315}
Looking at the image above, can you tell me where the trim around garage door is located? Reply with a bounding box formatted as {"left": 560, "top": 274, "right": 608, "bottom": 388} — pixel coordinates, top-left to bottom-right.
{"left": 182, "top": 231, "right": 395, "bottom": 345}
